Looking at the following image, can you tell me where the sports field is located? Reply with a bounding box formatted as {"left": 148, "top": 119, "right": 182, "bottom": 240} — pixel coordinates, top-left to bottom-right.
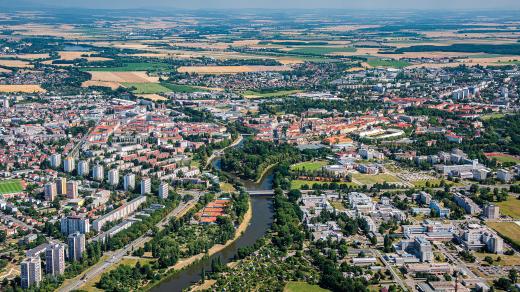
{"left": 290, "top": 160, "right": 329, "bottom": 171}
{"left": 0, "top": 180, "right": 23, "bottom": 194}
{"left": 284, "top": 281, "right": 330, "bottom": 292}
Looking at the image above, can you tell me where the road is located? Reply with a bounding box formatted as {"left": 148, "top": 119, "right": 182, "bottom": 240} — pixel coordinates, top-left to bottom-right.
{"left": 0, "top": 212, "right": 34, "bottom": 231}
{"left": 58, "top": 193, "right": 200, "bottom": 292}
{"left": 372, "top": 249, "right": 408, "bottom": 291}
{"left": 437, "top": 243, "right": 479, "bottom": 280}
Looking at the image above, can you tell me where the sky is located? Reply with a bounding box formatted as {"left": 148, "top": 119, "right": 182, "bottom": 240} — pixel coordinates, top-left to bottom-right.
{"left": 20, "top": 0, "right": 520, "bottom": 10}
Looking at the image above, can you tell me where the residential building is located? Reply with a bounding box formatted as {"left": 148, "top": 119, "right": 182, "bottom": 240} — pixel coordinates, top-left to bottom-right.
{"left": 92, "top": 165, "right": 104, "bottom": 181}
{"left": 430, "top": 200, "right": 450, "bottom": 218}
{"left": 497, "top": 169, "right": 512, "bottom": 183}
{"left": 44, "top": 182, "right": 57, "bottom": 201}
{"left": 45, "top": 243, "right": 65, "bottom": 276}
{"left": 123, "top": 173, "right": 135, "bottom": 191}
{"left": 77, "top": 160, "right": 89, "bottom": 177}
{"left": 49, "top": 154, "right": 61, "bottom": 168}
{"left": 140, "top": 177, "right": 151, "bottom": 195}
{"left": 56, "top": 177, "right": 67, "bottom": 195}
{"left": 92, "top": 196, "right": 147, "bottom": 231}
{"left": 454, "top": 193, "right": 481, "bottom": 215}
{"left": 108, "top": 169, "right": 119, "bottom": 186}
{"left": 63, "top": 157, "right": 75, "bottom": 173}
{"left": 60, "top": 215, "right": 90, "bottom": 235}
{"left": 67, "top": 232, "right": 86, "bottom": 261}
{"left": 66, "top": 181, "right": 78, "bottom": 199}
{"left": 20, "top": 257, "right": 42, "bottom": 289}
{"left": 158, "top": 182, "right": 169, "bottom": 199}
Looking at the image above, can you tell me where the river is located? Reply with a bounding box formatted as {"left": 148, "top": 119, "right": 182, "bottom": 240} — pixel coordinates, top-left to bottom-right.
{"left": 151, "top": 158, "right": 274, "bottom": 292}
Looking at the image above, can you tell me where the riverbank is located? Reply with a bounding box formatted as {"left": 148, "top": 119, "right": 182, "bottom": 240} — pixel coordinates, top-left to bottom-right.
{"left": 165, "top": 198, "right": 253, "bottom": 273}
{"left": 255, "top": 163, "right": 277, "bottom": 184}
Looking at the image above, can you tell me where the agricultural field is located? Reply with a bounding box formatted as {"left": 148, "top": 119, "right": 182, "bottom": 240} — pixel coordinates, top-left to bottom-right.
{"left": 0, "top": 85, "right": 46, "bottom": 93}
{"left": 0, "top": 180, "right": 23, "bottom": 195}
{"left": 496, "top": 197, "right": 520, "bottom": 219}
{"left": 367, "top": 58, "right": 411, "bottom": 68}
{"left": 487, "top": 222, "right": 520, "bottom": 248}
{"left": 122, "top": 82, "right": 171, "bottom": 94}
{"left": 352, "top": 173, "right": 401, "bottom": 185}
{"left": 284, "top": 281, "right": 330, "bottom": 292}
{"left": 87, "top": 71, "right": 159, "bottom": 83}
{"left": 82, "top": 62, "right": 172, "bottom": 72}
{"left": 0, "top": 59, "right": 33, "bottom": 68}
{"left": 290, "top": 160, "right": 329, "bottom": 171}
{"left": 288, "top": 46, "right": 356, "bottom": 56}
{"left": 176, "top": 65, "right": 290, "bottom": 74}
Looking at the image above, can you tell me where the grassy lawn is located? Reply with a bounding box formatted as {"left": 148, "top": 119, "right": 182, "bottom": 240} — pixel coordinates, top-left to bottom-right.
{"left": 0, "top": 179, "right": 23, "bottom": 194}
{"left": 412, "top": 179, "right": 443, "bottom": 188}
{"left": 352, "top": 173, "right": 400, "bottom": 185}
{"left": 474, "top": 252, "right": 520, "bottom": 266}
{"left": 123, "top": 82, "right": 171, "bottom": 94}
{"left": 243, "top": 89, "right": 301, "bottom": 99}
{"left": 487, "top": 222, "right": 520, "bottom": 247}
{"left": 496, "top": 197, "right": 520, "bottom": 219}
{"left": 81, "top": 62, "right": 172, "bottom": 72}
{"left": 220, "top": 182, "right": 236, "bottom": 193}
{"left": 80, "top": 257, "right": 153, "bottom": 292}
{"left": 481, "top": 113, "right": 506, "bottom": 121}
{"left": 290, "top": 160, "right": 329, "bottom": 171}
{"left": 290, "top": 180, "right": 357, "bottom": 190}
{"left": 288, "top": 46, "right": 356, "bottom": 56}
{"left": 330, "top": 201, "right": 346, "bottom": 211}
{"left": 284, "top": 281, "right": 330, "bottom": 292}
{"left": 367, "top": 59, "right": 411, "bottom": 68}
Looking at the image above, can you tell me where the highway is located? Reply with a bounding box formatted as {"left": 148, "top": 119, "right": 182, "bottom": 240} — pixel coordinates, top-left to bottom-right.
{"left": 58, "top": 193, "right": 200, "bottom": 292}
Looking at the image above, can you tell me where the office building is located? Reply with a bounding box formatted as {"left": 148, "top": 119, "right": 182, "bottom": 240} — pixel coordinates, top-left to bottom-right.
{"left": 56, "top": 177, "right": 67, "bottom": 195}
{"left": 77, "top": 160, "right": 89, "bottom": 177}
{"left": 92, "top": 196, "right": 147, "bottom": 231}
{"left": 92, "top": 165, "right": 104, "bottom": 181}
{"left": 20, "top": 257, "right": 42, "bottom": 288}
{"left": 63, "top": 157, "right": 75, "bottom": 173}
{"left": 67, "top": 232, "right": 86, "bottom": 261}
{"left": 60, "top": 215, "right": 90, "bottom": 235}
{"left": 44, "top": 182, "right": 57, "bottom": 201}
{"left": 158, "top": 182, "right": 169, "bottom": 199}
{"left": 484, "top": 204, "right": 500, "bottom": 219}
{"left": 123, "top": 173, "right": 135, "bottom": 191}
{"left": 45, "top": 243, "right": 65, "bottom": 276}
{"left": 461, "top": 226, "right": 504, "bottom": 254}
{"left": 66, "top": 181, "right": 79, "bottom": 199}
{"left": 49, "top": 154, "right": 61, "bottom": 168}
{"left": 396, "top": 236, "right": 433, "bottom": 262}
{"left": 108, "top": 169, "right": 119, "bottom": 186}
{"left": 140, "top": 177, "right": 151, "bottom": 195}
